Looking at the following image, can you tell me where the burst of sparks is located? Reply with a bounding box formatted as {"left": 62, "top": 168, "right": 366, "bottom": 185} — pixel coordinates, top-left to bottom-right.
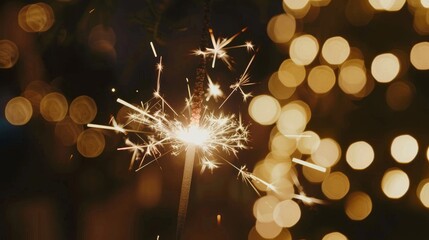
{"left": 200, "top": 157, "right": 220, "bottom": 174}
{"left": 205, "top": 75, "right": 223, "bottom": 101}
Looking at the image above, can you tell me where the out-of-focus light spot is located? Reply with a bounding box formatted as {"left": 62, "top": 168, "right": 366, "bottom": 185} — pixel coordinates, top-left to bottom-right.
{"left": 217, "top": 214, "right": 221, "bottom": 225}
{"left": 410, "top": 42, "right": 429, "bottom": 70}
{"left": 136, "top": 169, "right": 162, "bottom": 208}
{"left": 0, "top": 40, "right": 19, "bottom": 69}
{"left": 289, "top": 35, "right": 319, "bottom": 65}
{"left": 278, "top": 59, "right": 306, "bottom": 87}
{"left": 271, "top": 177, "right": 295, "bottom": 200}
{"left": 255, "top": 220, "right": 282, "bottom": 239}
{"left": 312, "top": 138, "right": 341, "bottom": 168}
{"left": 282, "top": 0, "right": 311, "bottom": 19}
{"left": 422, "top": 0, "right": 429, "bottom": 7}
{"left": 77, "top": 129, "right": 105, "bottom": 158}
{"left": 427, "top": 146, "right": 429, "bottom": 162}
{"left": 248, "top": 95, "right": 281, "bottom": 125}
{"left": 270, "top": 161, "right": 292, "bottom": 180}
{"left": 276, "top": 104, "right": 307, "bottom": 136}
{"left": 267, "top": 14, "right": 296, "bottom": 43}
{"left": 322, "top": 232, "right": 348, "bottom": 240}
{"left": 273, "top": 199, "right": 301, "bottom": 227}
{"left": 302, "top": 158, "right": 330, "bottom": 183}
{"left": 390, "top": 134, "right": 418, "bottom": 164}
{"left": 268, "top": 72, "right": 296, "bottom": 100}
{"left": 386, "top": 81, "right": 414, "bottom": 111}
{"left": 345, "top": 0, "right": 374, "bottom": 26}
{"left": 54, "top": 117, "right": 83, "bottom": 146}
{"left": 369, "top": 0, "right": 384, "bottom": 10}
{"left": 379, "top": 0, "right": 406, "bottom": 11}
{"left": 253, "top": 195, "right": 279, "bottom": 223}
{"left": 307, "top": 65, "right": 336, "bottom": 94}
{"left": 40, "top": 92, "right": 68, "bottom": 122}
{"left": 322, "top": 171, "right": 350, "bottom": 200}
{"left": 5, "top": 97, "right": 33, "bottom": 126}
{"left": 22, "top": 81, "right": 51, "bottom": 113}
{"left": 345, "top": 191, "right": 372, "bottom": 220}
{"left": 417, "top": 179, "right": 429, "bottom": 208}
{"left": 338, "top": 59, "right": 367, "bottom": 95}
{"left": 413, "top": 8, "right": 429, "bottom": 35}
{"left": 321, "top": 36, "right": 350, "bottom": 65}
{"left": 248, "top": 227, "right": 292, "bottom": 240}
{"left": 253, "top": 162, "right": 272, "bottom": 191}
{"left": 346, "top": 141, "right": 374, "bottom": 170}
{"left": 69, "top": 96, "right": 97, "bottom": 125}
{"left": 284, "top": 0, "right": 310, "bottom": 9}
{"left": 311, "top": 0, "right": 332, "bottom": 7}
{"left": 111, "top": 88, "right": 116, "bottom": 93}
{"left": 381, "top": 168, "right": 409, "bottom": 199}
{"left": 297, "top": 131, "right": 320, "bottom": 154}
{"left": 371, "top": 53, "right": 400, "bottom": 83}
{"left": 88, "top": 25, "right": 116, "bottom": 59}
{"left": 18, "top": 3, "right": 55, "bottom": 32}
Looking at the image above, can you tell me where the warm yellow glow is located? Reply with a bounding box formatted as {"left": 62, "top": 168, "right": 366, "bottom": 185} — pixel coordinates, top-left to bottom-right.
{"left": 371, "top": 53, "right": 400, "bottom": 83}
{"left": 311, "top": 0, "right": 332, "bottom": 7}
{"left": 312, "top": 138, "right": 341, "bottom": 168}
{"left": 345, "top": 191, "right": 372, "bottom": 220}
{"left": 283, "top": 0, "right": 310, "bottom": 9}
{"left": 321, "top": 36, "right": 350, "bottom": 65}
{"left": 0, "top": 40, "right": 19, "bottom": 69}
{"left": 346, "top": 141, "right": 374, "bottom": 170}
{"left": 322, "top": 171, "right": 350, "bottom": 200}
{"left": 369, "top": 0, "right": 384, "bottom": 10}
{"left": 322, "top": 232, "right": 348, "bottom": 240}
{"left": 427, "top": 147, "right": 429, "bottom": 162}
{"left": 297, "top": 131, "right": 321, "bottom": 154}
{"left": 268, "top": 72, "right": 296, "bottom": 100}
{"left": 273, "top": 199, "right": 301, "bottom": 227}
{"left": 380, "top": 0, "right": 406, "bottom": 11}
{"left": 307, "top": 65, "right": 336, "bottom": 94}
{"left": 386, "top": 81, "right": 414, "bottom": 111}
{"left": 40, "top": 92, "right": 68, "bottom": 122}
{"left": 176, "top": 125, "right": 210, "bottom": 146}
{"left": 77, "top": 129, "right": 105, "bottom": 158}
{"left": 276, "top": 104, "right": 307, "bottom": 135}
{"left": 338, "top": 59, "right": 367, "bottom": 94}
{"left": 381, "top": 168, "right": 410, "bottom": 199}
{"left": 255, "top": 220, "right": 282, "bottom": 239}
{"left": 253, "top": 195, "right": 279, "bottom": 223}
{"left": 410, "top": 42, "right": 429, "bottom": 70}
{"left": 5, "top": 97, "right": 33, "bottom": 126}
{"left": 302, "top": 158, "right": 330, "bottom": 183}
{"left": 417, "top": 179, "right": 429, "bottom": 208}
{"left": 253, "top": 162, "right": 273, "bottom": 191}
{"left": 422, "top": 0, "right": 429, "bottom": 8}
{"left": 270, "top": 162, "right": 292, "bottom": 180}
{"left": 278, "top": 59, "right": 306, "bottom": 87}
{"left": 69, "top": 96, "right": 97, "bottom": 125}
{"left": 390, "top": 134, "right": 419, "bottom": 164}
{"left": 267, "top": 14, "right": 296, "bottom": 43}
{"left": 248, "top": 95, "right": 281, "bottom": 125}
{"left": 270, "top": 131, "right": 298, "bottom": 158}
{"left": 18, "top": 3, "right": 55, "bottom": 32}
{"left": 54, "top": 117, "right": 83, "bottom": 146}
{"left": 248, "top": 227, "right": 292, "bottom": 240}
{"left": 271, "top": 177, "right": 295, "bottom": 200}
{"left": 282, "top": 0, "right": 311, "bottom": 19}
{"left": 289, "top": 35, "right": 319, "bottom": 66}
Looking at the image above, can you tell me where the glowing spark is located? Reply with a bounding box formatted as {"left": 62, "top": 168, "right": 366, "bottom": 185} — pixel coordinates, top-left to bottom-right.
{"left": 111, "top": 88, "right": 116, "bottom": 92}
{"left": 292, "top": 157, "right": 327, "bottom": 172}
{"left": 206, "top": 75, "right": 223, "bottom": 101}
{"left": 156, "top": 56, "right": 163, "bottom": 94}
{"left": 156, "top": 235, "right": 160, "bottom": 240}
{"left": 217, "top": 214, "right": 222, "bottom": 225}
{"left": 201, "top": 157, "right": 220, "bottom": 174}
{"left": 293, "top": 192, "right": 327, "bottom": 205}
{"left": 89, "top": 8, "right": 95, "bottom": 13}
{"left": 150, "top": 42, "right": 158, "bottom": 57}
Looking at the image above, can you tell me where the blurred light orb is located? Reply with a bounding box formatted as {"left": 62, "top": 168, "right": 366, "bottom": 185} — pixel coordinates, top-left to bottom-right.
{"left": 369, "top": 0, "right": 384, "bottom": 10}
{"left": 371, "top": 53, "right": 400, "bottom": 83}
{"left": 283, "top": 0, "right": 310, "bottom": 9}
{"left": 282, "top": 0, "right": 311, "bottom": 19}
{"left": 322, "top": 232, "right": 348, "bottom": 240}
{"left": 248, "top": 227, "right": 292, "bottom": 240}
{"left": 69, "top": 95, "right": 97, "bottom": 124}
{"left": 345, "top": 191, "right": 372, "bottom": 220}
{"left": 312, "top": 138, "right": 341, "bottom": 168}
{"left": 249, "top": 95, "right": 281, "bottom": 125}
{"left": 271, "top": 177, "right": 295, "bottom": 200}
{"left": 297, "top": 131, "right": 321, "bottom": 154}
{"left": 0, "top": 40, "right": 19, "bottom": 69}
{"left": 289, "top": 35, "right": 319, "bottom": 65}
{"left": 255, "top": 220, "right": 282, "bottom": 239}
{"left": 54, "top": 117, "right": 83, "bottom": 146}
{"left": 410, "top": 42, "right": 429, "bottom": 70}
{"left": 302, "top": 158, "right": 330, "bottom": 183}
{"left": 380, "top": 0, "right": 406, "bottom": 11}
{"left": 386, "top": 81, "right": 414, "bottom": 111}
{"left": 18, "top": 3, "right": 55, "bottom": 32}
{"left": 276, "top": 105, "right": 307, "bottom": 135}
{"left": 40, "top": 92, "right": 68, "bottom": 122}
{"left": 278, "top": 59, "right": 306, "bottom": 87}
{"left": 382, "top": 168, "right": 409, "bottom": 199}
{"left": 311, "top": 0, "right": 332, "bottom": 7}
{"left": 253, "top": 162, "right": 272, "bottom": 191}
{"left": 417, "top": 179, "right": 429, "bottom": 208}
{"left": 346, "top": 141, "right": 374, "bottom": 170}
{"left": 5, "top": 97, "right": 33, "bottom": 126}
{"left": 338, "top": 59, "right": 367, "bottom": 94}
{"left": 253, "top": 195, "right": 279, "bottom": 223}
{"left": 77, "top": 129, "right": 105, "bottom": 158}
{"left": 422, "top": 0, "right": 429, "bottom": 7}
{"left": 322, "top": 171, "right": 350, "bottom": 200}
{"left": 273, "top": 199, "right": 301, "bottom": 227}
{"left": 270, "top": 131, "right": 298, "bottom": 158}
{"left": 390, "top": 134, "right": 418, "bottom": 164}
{"left": 307, "top": 65, "right": 336, "bottom": 94}
{"left": 267, "top": 14, "right": 296, "bottom": 43}
{"left": 321, "top": 36, "right": 350, "bottom": 65}
{"left": 268, "top": 72, "right": 296, "bottom": 100}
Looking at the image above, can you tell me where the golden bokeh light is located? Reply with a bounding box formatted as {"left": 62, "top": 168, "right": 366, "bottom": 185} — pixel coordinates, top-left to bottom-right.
{"left": 5, "top": 97, "right": 33, "bottom": 126}
{"left": 248, "top": 227, "right": 292, "bottom": 240}
{"left": 18, "top": 3, "right": 55, "bottom": 32}
{"left": 77, "top": 129, "right": 105, "bottom": 158}
{"left": 22, "top": 81, "right": 52, "bottom": 111}
{"left": 248, "top": 95, "right": 281, "bottom": 125}
{"left": 345, "top": 191, "right": 372, "bottom": 221}
{"left": 270, "top": 161, "right": 292, "bottom": 181}
{"left": 321, "top": 36, "right": 350, "bottom": 65}
{"left": 422, "top": 0, "right": 429, "bottom": 7}
{"left": 253, "top": 161, "right": 273, "bottom": 191}
{"left": 255, "top": 220, "right": 282, "bottom": 239}
{"left": 270, "top": 131, "right": 298, "bottom": 158}
{"left": 297, "top": 131, "right": 321, "bottom": 154}
{"left": 346, "top": 141, "right": 374, "bottom": 170}
{"left": 282, "top": 0, "right": 311, "bottom": 19}
{"left": 381, "top": 168, "right": 410, "bottom": 199}
{"left": 266, "top": 14, "right": 296, "bottom": 44}
{"left": 253, "top": 195, "right": 279, "bottom": 223}
{"left": 289, "top": 34, "right": 319, "bottom": 66}
{"left": 312, "top": 138, "right": 341, "bottom": 168}
{"left": 386, "top": 81, "right": 414, "bottom": 111}
{"left": 369, "top": 0, "right": 406, "bottom": 11}
{"left": 273, "top": 199, "right": 301, "bottom": 227}
{"left": 268, "top": 72, "right": 296, "bottom": 100}
{"left": 390, "top": 134, "right": 418, "bottom": 164}
{"left": 0, "top": 40, "right": 19, "bottom": 69}
{"left": 371, "top": 53, "right": 400, "bottom": 83}
{"left": 276, "top": 104, "right": 307, "bottom": 136}
{"left": 410, "top": 42, "right": 429, "bottom": 70}
{"left": 338, "top": 59, "right": 367, "bottom": 94}
{"left": 322, "top": 231, "right": 348, "bottom": 240}
{"left": 69, "top": 95, "right": 97, "bottom": 125}
{"left": 307, "top": 65, "right": 336, "bottom": 94}
{"left": 54, "top": 117, "right": 83, "bottom": 146}
{"left": 278, "top": 59, "right": 306, "bottom": 87}
{"left": 40, "top": 92, "right": 68, "bottom": 122}
{"left": 271, "top": 177, "right": 295, "bottom": 200}
{"left": 417, "top": 179, "right": 429, "bottom": 208}
{"left": 283, "top": 0, "right": 310, "bottom": 9}
{"left": 302, "top": 158, "right": 330, "bottom": 183}
{"left": 311, "top": 0, "right": 332, "bottom": 7}
{"left": 322, "top": 171, "right": 350, "bottom": 200}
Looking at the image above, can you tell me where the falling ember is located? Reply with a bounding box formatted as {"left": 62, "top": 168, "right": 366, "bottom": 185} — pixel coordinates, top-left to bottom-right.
{"left": 150, "top": 41, "right": 158, "bottom": 57}
{"left": 292, "top": 158, "right": 327, "bottom": 173}
{"left": 217, "top": 214, "right": 222, "bottom": 225}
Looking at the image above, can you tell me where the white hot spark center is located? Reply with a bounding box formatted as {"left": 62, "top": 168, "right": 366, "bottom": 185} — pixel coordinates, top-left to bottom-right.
{"left": 176, "top": 125, "right": 210, "bottom": 146}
